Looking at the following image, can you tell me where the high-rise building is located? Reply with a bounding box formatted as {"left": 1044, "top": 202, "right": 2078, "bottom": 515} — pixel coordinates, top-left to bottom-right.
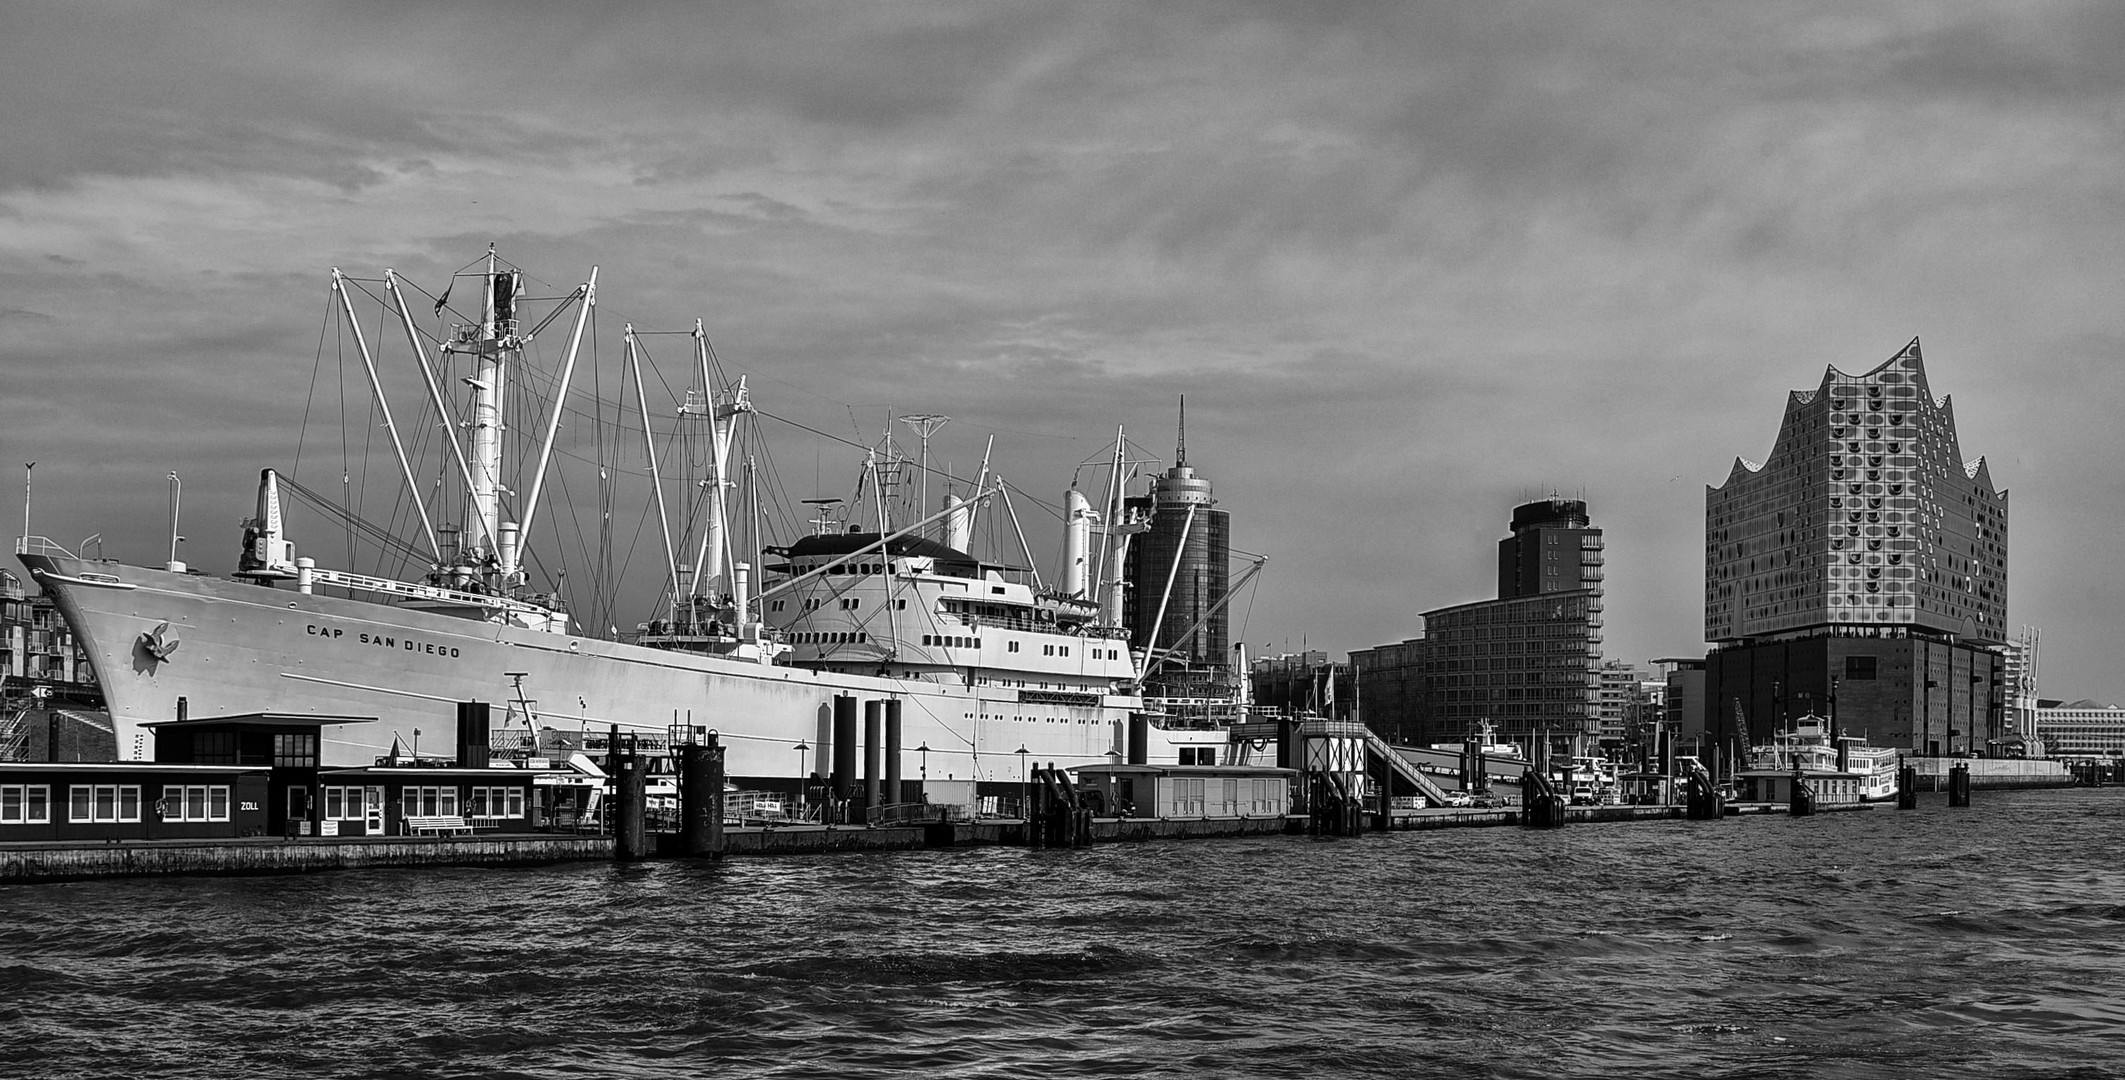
{"left": 1124, "top": 403, "right": 1232, "bottom": 697}
{"left": 1499, "top": 498, "right": 1604, "bottom": 599}
{"left": 1704, "top": 339, "right": 2009, "bottom": 756}
{"left": 1353, "top": 498, "right": 1605, "bottom": 747}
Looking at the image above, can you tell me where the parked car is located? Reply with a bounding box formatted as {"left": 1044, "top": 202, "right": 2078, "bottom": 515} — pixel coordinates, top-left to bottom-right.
{"left": 1471, "top": 791, "right": 1506, "bottom": 809}
{"left": 1441, "top": 790, "right": 1474, "bottom": 808}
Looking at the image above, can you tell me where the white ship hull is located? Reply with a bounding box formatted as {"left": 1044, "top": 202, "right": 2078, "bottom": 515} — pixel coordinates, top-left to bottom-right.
{"left": 21, "top": 552, "right": 1200, "bottom": 785}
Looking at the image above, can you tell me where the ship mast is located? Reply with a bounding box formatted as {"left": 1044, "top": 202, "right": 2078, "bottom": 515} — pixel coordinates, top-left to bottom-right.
{"left": 687, "top": 321, "right": 752, "bottom": 607}
{"left": 465, "top": 249, "right": 517, "bottom": 582}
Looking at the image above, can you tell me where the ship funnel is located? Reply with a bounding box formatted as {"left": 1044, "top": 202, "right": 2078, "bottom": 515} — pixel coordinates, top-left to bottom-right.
{"left": 1062, "top": 489, "right": 1093, "bottom": 599}
{"left": 732, "top": 561, "right": 752, "bottom": 636}
{"left": 498, "top": 521, "right": 520, "bottom": 578}
{"left": 235, "top": 468, "right": 298, "bottom": 580}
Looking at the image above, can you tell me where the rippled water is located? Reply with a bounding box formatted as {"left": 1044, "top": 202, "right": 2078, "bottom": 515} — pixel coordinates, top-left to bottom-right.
{"left": 5, "top": 787, "right": 2125, "bottom": 1079}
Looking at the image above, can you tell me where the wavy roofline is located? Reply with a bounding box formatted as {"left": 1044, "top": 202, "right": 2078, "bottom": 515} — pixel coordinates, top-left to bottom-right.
{"left": 1712, "top": 337, "right": 1937, "bottom": 488}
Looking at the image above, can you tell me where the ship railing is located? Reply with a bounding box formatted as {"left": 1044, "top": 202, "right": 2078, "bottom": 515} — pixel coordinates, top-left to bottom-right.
{"left": 487, "top": 730, "right": 537, "bottom": 760}
{"left": 726, "top": 790, "right": 796, "bottom": 824}
{"left": 14, "top": 535, "right": 81, "bottom": 559}
{"left": 307, "top": 567, "right": 558, "bottom": 618}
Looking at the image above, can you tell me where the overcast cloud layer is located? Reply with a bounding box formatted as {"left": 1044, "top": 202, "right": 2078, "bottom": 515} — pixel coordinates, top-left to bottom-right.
{"left": 2, "top": 2, "right": 2121, "bottom": 700}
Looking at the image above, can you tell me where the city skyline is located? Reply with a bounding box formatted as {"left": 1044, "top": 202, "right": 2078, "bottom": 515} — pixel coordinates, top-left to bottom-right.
{"left": 2, "top": 4, "right": 2121, "bottom": 700}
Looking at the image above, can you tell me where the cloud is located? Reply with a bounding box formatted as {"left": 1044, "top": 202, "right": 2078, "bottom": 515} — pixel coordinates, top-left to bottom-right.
{"left": 1, "top": 2, "right": 2121, "bottom": 700}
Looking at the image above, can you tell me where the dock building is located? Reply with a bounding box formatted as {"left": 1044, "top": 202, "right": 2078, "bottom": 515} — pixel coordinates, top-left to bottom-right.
{"left": 1353, "top": 497, "right": 1605, "bottom": 749}
{"left": 1704, "top": 339, "right": 2009, "bottom": 757}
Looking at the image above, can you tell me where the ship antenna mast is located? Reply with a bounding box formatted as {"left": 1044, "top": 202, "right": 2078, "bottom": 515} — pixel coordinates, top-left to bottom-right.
{"left": 899, "top": 414, "right": 950, "bottom": 540}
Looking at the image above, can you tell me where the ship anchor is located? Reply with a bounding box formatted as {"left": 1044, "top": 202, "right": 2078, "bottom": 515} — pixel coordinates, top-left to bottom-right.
{"left": 139, "top": 621, "right": 181, "bottom": 662}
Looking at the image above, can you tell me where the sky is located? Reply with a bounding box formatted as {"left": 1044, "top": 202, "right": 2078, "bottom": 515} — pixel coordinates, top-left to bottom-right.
{"left": 2, "top": 2, "right": 2122, "bottom": 700}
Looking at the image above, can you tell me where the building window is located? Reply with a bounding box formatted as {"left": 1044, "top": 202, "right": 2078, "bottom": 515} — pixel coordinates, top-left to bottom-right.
{"left": 272, "top": 733, "right": 316, "bottom": 768}
{"left": 318, "top": 785, "right": 367, "bottom": 822}
{"left": 193, "top": 732, "right": 237, "bottom": 764}
{"left": 1845, "top": 655, "right": 1878, "bottom": 681}
{"left": 0, "top": 785, "right": 50, "bottom": 825}
{"left": 401, "top": 786, "right": 461, "bottom": 818}
{"left": 469, "top": 786, "right": 526, "bottom": 819}
{"left": 68, "top": 784, "right": 141, "bottom": 824}
{"left": 160, "top": 784, "right": 234, "bottom": 823}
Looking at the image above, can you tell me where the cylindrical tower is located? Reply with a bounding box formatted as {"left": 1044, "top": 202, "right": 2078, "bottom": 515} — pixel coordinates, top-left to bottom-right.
{"left": 1126, "top": 464, "right": 1231, "bottom": 673}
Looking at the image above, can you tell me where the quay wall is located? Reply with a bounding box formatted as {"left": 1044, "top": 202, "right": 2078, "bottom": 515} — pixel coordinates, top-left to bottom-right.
{"left": 0, "top": 784, "right": 2067, "bottom": 882}
{"left": 1097, "top": 815, "right": 1294, "bottom": 843}
{"left": 711, "top": 815, "right": 1294, "bottom": 855}
{"left": 1906, "top": 757, "right": 2074, "bottom": 789}
{"left": 0, "top": 835, "right": 611, "bottom": 884}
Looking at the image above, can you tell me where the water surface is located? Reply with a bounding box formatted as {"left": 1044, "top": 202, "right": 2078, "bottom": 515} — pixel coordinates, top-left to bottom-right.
{"left": 4, "top": 788, "right": 2123, "bottom": 1078}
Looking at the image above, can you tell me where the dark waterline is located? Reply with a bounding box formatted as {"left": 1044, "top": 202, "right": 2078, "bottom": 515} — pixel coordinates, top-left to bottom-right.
{"left": 4, "top": 788, "right": 2124, "bottom": 1079}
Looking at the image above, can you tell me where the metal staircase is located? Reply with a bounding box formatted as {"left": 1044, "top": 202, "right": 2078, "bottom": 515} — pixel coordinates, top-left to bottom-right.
{"left": 1361, "top": 728, "right": 1454, "bottom": 805}
{"left": 0, "top": 701, "right": 28, "bottom": 761}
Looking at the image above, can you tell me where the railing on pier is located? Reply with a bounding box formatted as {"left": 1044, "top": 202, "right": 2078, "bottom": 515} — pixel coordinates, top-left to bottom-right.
{"left": 866, "top": 801, "right": 968, "bottom": 826}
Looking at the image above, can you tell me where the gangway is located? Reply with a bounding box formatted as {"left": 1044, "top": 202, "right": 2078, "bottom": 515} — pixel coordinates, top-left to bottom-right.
{"left": 56, "top": 709, "right": 113, "bottom": 735}
{"left": 1361, "top": 728, "right": 1454, "bottom": 806}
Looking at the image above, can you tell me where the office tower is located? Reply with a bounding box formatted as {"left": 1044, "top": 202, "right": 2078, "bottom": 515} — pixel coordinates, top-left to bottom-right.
{"left": 1124, "top": 403, "right": 1232, "bottom": 696}
{"left": 1353, "top": 498, "right": 1605, "bottom": 748}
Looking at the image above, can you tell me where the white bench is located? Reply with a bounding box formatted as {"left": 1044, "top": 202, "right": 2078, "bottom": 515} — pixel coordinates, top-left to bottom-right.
{"left": 405, "top": 814, "right": 473, "bottom": 837}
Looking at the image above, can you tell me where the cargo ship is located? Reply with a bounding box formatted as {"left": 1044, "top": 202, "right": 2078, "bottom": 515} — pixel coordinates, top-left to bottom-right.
{"left": 15, "top": 251, "right": 1231, "bottom": 791}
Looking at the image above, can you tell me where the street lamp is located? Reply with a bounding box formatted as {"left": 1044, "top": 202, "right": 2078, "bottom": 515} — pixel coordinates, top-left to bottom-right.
{"left": 793, "top": 740, "right": 810, "bottom": 806}
{"left": 1015, "top": 744, "right": 1030, "bottom": 819}
{"left": 916, "top": 741, "right": 930, "bottom": 788}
